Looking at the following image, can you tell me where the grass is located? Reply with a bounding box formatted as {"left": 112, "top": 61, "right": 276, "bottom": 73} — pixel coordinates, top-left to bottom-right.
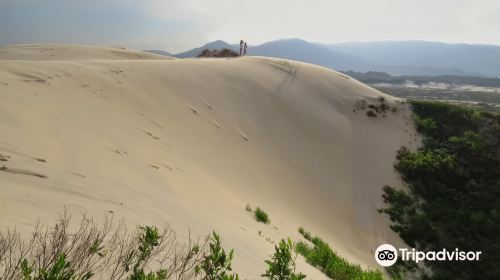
{"left": 253, "top": 207, "right": 270, "bottom": 224}
{"left": 296, "top": 228, "right": 384, "bottom": 280}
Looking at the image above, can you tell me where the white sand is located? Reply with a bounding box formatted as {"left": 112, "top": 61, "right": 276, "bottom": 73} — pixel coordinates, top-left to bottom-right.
{"left": 0, "top": 44, "right": 419, "bottom": 278}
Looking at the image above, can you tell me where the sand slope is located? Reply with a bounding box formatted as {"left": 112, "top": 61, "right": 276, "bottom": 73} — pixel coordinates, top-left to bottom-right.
{"left": 0, "top": 45, "right": 419, "bottom": 278}
{"left": 0, "top": 44, "right": 173, "bottom": 60}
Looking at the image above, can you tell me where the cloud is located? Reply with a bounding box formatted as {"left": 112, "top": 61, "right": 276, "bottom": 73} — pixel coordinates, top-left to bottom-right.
{"left": 0, "top": 0, "right": 499, "bottom": 52}
{"left": 0, "top": 0, "right": 216, "bottom": 51}
{"left": 144, "top": 0, "right": 500, "bottom": 47}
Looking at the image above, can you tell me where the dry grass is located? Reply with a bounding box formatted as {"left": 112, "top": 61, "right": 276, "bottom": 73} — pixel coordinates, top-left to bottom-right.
{"left": 0, "top": 211, "right": 208, "bottom": 280}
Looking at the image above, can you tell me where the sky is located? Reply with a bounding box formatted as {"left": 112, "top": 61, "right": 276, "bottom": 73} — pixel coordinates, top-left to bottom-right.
{"left": 1, "top": 0, "right": 499, "bottom": 53}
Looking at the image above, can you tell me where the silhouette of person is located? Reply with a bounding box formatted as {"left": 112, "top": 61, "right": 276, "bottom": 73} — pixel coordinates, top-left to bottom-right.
{"left": 240, "top": 40, "right": 244, "bottom": 56}
{"left": 244, "top": 42, "right": 247, "bottom": 55}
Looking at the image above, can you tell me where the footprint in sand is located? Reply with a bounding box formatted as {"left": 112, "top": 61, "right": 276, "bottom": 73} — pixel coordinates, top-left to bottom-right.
{"left": 106, "top": 69, "right": 125, "bottom": 76}
{"left": 238, "top": 130, "right": 249, "bottom": 142}
{"left": 107, "top": 148, "right": 127, "bottom": 156}
{"left": 150, "top": 164, "right": 160, "bottom": 170}
{"left": 211, "top": 120, "right": 222, "bottom": 128}
{"left": 203, "top": 100, "right": 213, "bottom": 110}
{"left": 188, "top": 105, "right": 199, "bottom": 115}
{"left": 70, "top": 172, "right": 86, "bottom": 178}
{"left": 24, "top": 78, "right": 48, "bottom": 84}
{"left": 142, "top": 129, "right": 160, "bottom": 140}
{"left": 137, "top": 112, "right": 163, "bottom": 128}
{"left": 160, "top": 164, "right": 174, "bottom": 171}
{"left": 0, "top": 153, "right": 10, "bottom": 162}
{"left": 0, "top": 165, "right": 47, "bottom": 179}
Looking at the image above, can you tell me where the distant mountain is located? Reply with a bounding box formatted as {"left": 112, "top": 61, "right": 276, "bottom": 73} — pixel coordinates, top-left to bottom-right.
{"left": 325, "top": 41, "right": 500, "bottom": 77}
{"left": 174, "top": 38, "right": 370, "bottom": 71}
{"left": 372, "top": 64, "right": 474, "bottom": 76}
{"left": 173, "top": 39, "right": 500, "bottom": 77}
{"left": 174, "top": 40, "right": 237, "bottom": 58}
{"left": 143, "top": 49, "right": 172, "bottom": 56}
{"left": 246, "top": 38, "right": 370, "bottom": 71}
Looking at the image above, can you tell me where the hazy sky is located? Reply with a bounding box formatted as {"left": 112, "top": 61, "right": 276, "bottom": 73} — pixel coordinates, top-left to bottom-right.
{"left": 1, "top": 0, "right": 499, "bottom": 52}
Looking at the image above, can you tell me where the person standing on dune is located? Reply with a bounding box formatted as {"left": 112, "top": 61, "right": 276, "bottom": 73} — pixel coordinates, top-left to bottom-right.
{"left": 240, "top": 40, "right": 244, "bottom": 56}
{"left": 244, "top": 42, "right": 248, "bottom": 55}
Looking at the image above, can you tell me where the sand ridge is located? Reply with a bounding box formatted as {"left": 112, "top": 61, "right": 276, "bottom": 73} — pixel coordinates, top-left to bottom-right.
{"left": 0, "top": 44, "right": 173, "bottom": 61}
{"left": 0, "top": 44, "right": 420, "bottom": 278}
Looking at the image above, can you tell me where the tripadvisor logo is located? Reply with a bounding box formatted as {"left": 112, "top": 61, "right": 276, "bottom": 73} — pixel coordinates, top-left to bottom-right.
{"left": 375, "top": 244, "right": 482, "bottom": 267}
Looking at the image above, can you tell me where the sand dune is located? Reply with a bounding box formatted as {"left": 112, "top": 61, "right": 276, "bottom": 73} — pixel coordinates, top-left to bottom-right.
{"left": 0, "top": 44, "right": 419, "bottom": 278}
{"left": 0, "top": 44, "right": 172, "bottom": 60}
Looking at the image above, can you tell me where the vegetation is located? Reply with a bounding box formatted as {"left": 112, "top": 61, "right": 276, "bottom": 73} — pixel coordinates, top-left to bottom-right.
{"left": 0, "top": 212, "right": 207, "bottom": 280}
{"left": 21, "top": 254, "right": 93, "bottom": 280}
{"left": 245, "top": 204, "right": 252, "bottom": 212}
{"left": 354, "top": 96, "right": 398, "bottom": 118}
{"left": 262, "top": 238, "right": 305, "bottom": 280}
{"left": 295, "top": 228, "right": 384, "bottom": 280}
{"left": 197, "top": 49, "right": 239, "bottom": 58}
{"left": 123, "top": 226, "right": 170, "bottom": 280}
{"left": 195, "top": 232, "right": 239, "bottom": 280}
{"left": 345, "top": 71, "right": 500, "bottom": 112}
{"left": 2, "top": 211, "right": 404, "bottom": 279}
{"left": 253, "top": 207, "right": 271, "bottom": 224}
{"left": 379, "top": 100, "right": 500, "bottom": 279}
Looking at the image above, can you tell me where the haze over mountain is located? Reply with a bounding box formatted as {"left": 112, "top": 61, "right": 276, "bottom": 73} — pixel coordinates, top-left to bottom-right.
{"left": 173, "top": 39, "right": 369, "bottom": 71}
{"left": 143, "top": 49, "right": 172, "bottom": 57}
{"left": 245, "top": 39, "right": 370, "bottom": 72}
{"left": 326, "top": 41, "right": 500, "bottom": 77}
{"left": 174, "top": 40, "right": 236, "bottom": 58}
{"left": 173, "top": 39, "right": 500, "bottom": 77}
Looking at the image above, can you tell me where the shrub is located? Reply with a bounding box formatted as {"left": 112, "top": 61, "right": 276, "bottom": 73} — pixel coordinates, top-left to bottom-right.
{"left": 0, "top": 212, "right": 206, "bottom": 280}
{"left": 254, "top": 208, "right": 270, "bottom": 224}
{"left": 195, "top": 232, "right": 239, "bottom": 280}
{"left": 297, "top": 227, "right": 311, "bottom": 241}
{"left": 296, "top": 229, "right": 383, "bottom": 280}
{"left": 366, "top": 110, "right": 377, "bottom": 117}
{"left": 124, "top": 226, "right": 169, "bottom": 280}
{"left": 380, "top": 100, "right": 500, "bottom": 279}
{"left": 245, "top": 204, "right": 252, "bottom": 212}
{"left": 197, "top": 48, "right": 239, "bottom": 58}
{"left": 262, "top": 238, "right": 305, "bottom": 280}
{"left": 355, "top": 96, "right": 397, "bottom": 117}
{"left": 21, "top": 254, "right": 92, "bottom": 280}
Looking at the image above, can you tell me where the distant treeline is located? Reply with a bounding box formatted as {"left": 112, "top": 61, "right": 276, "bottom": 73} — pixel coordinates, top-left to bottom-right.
{"left": 343, "top": 71, "right": 500, "bottom": 87}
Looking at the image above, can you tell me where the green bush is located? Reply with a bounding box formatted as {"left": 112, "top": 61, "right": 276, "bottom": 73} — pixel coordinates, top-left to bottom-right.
{"left": 296, "top": 229, "right": 383, "bottom": 280}
{"left": 380, "top": 100, "right": 500, "bottom": 279}
{"left": 1, "top": 213, "right": 206, "bottom": 280}
{"left": 125, "top": 226, "right": 168, "bottom": 280}
{"left": 196, "top": 232, "right": 239, "bottom": 280}
{"left": 21, "top": 254, "right": 93, "bottom": 280}
{"left": 262, "top": 238, "right": 306, "bottom": 280}
{"left": 254, "top": 207, "right": 270, "bottom": 224}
